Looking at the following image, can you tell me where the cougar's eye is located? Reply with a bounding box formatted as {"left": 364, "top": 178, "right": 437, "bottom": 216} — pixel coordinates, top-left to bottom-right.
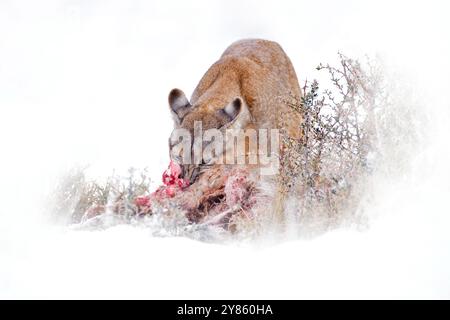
{"left": 172, "top": 154, "right": 182, "bottom": 163}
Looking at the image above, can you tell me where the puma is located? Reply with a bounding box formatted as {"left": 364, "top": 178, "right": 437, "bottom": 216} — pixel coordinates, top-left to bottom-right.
{"left": 168, "top": 39, "right": 303, "bottom": 226}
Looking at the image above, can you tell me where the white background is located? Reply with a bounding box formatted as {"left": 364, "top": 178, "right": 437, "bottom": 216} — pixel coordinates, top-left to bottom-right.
{"left": 0, "top": 0, "right": 449, "bottom": 298}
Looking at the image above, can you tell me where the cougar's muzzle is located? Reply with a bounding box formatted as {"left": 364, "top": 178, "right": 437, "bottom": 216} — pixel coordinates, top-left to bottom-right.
{"left": 180, "top": 164, "right": 201, "bottom": 185}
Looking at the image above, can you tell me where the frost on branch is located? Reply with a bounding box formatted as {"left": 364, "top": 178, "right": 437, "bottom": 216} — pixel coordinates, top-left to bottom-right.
{"left": 277, "top": 53, "right": 423, "bottom": 234}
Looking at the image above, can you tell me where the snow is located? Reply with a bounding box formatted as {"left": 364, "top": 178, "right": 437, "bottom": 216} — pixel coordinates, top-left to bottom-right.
{"left": 1, "top": 0, "right": 450, "bottom": 299}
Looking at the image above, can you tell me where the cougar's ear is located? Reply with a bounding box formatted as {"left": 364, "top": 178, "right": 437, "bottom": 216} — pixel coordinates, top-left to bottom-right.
{"left": 168, "top": 88, "right": 191, "bottom": 123}
{"left": 222, "top": 97, "right": 251, "bottom": 129}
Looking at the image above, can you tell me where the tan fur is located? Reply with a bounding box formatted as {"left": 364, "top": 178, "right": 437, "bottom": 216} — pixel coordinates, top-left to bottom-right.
{"left": 168, "top": 39, "right": 303, "bottom": 225}
{"left": 195, "top": 39, "right": 301, "bottom": 134}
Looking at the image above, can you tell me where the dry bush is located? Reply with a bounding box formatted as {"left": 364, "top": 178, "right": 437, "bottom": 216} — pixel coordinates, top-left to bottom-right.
{"left": 280, "top": 54, "right": 382, "bottom": 232}
{"left": 273, "top": 53, "right": 422, "bottom": 235}
{"left": 51, "top": 167, "right": 153, "bottom": 224}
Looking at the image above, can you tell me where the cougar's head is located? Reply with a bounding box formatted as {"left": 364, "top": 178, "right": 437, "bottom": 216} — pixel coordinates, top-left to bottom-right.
{"left": 167, "top": 88, "right": 252, "bottom": 184}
